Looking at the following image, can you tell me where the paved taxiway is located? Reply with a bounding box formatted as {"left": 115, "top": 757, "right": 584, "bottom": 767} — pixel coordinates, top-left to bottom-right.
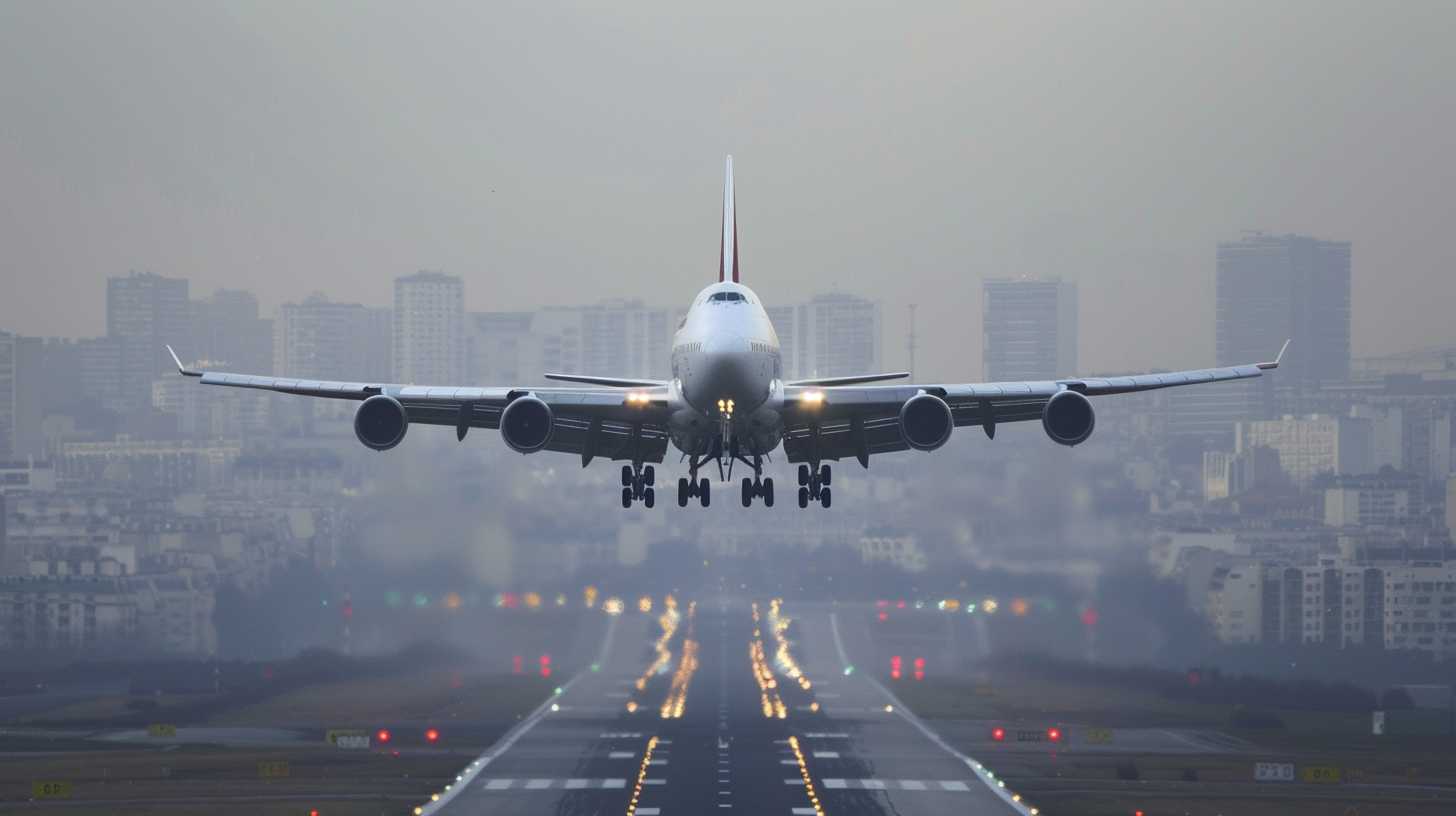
{"left": 422, "top": 600, "right": 1033, "bottom": 816}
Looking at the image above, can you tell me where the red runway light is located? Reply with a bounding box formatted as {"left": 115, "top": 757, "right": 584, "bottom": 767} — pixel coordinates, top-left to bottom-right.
{"left": 1047, "top": 727, "right": 1062, "bottom": 742}
{"left": 890, "top": 655, "right": 902, "bottom": 680}
{"left": 877, "top": 611, "right": 888, "bottom": 622}
{"left": 376, "top": 728, "right": 391, "bottom": 744}
{"left": 425, "top": 727, "right": 440, "bottom": 743}
{"left": 512, "top": 655, "right": 522, "bottom": 674}
{"left": 991, "top": 726, "right": 1006, "bottom": 742}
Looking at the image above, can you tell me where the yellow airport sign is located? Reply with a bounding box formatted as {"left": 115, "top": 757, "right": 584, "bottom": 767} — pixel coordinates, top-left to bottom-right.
{"left": 32, "top": 781, "right": 73, "bottom": 799}
{"left": 1300, "top": 765, "right": 1342, "bottom": 784}
{"left": 257, "top": 760, "right": 291, "bottom": 779}
{"left": 146, "top": 723, "right": 177, "bottom": 738}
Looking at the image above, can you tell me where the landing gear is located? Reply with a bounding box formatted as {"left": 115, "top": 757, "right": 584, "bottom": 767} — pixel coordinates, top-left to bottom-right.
{"left": 741, "top": 476, "right": 776, "bottom": 507}
{"left": 621, "top": 461, "right": 655, "bottom": 507}
{"left": 796, "top": 463, "right": 832, "bottom": 509}
{"left": 677, "top": 476, "right": 711, "bottom": 507}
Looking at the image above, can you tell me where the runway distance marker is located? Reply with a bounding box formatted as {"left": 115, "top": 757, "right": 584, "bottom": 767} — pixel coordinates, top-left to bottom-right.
{"left": 31, "top": 781, "right": 73, "bottom": 799}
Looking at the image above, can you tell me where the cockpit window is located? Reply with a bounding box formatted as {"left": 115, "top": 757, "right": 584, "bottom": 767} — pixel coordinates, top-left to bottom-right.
{"left": 709, "top": 292, "right": 746, "bottom": 303}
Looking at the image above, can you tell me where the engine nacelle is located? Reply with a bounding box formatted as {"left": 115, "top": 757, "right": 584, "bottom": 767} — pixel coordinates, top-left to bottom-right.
{"left": 500, "top": 395, "right": 554, "bottom": 454}
{"left": 899, "top": 393, "right": 954, "bottom": 451}
{"left": 354, "top": 394, "right": 408, "bottom": 451}
{"left": 1042, "top": 389, "right": 1095, "bottom": 446}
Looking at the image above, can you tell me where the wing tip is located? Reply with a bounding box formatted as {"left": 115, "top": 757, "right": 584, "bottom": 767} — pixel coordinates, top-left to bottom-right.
{"left": 1256, "top": 339, "right": 1291, "bottom": 371}
{"left": 167, "top": 345, "right": 202, "bottom": 377}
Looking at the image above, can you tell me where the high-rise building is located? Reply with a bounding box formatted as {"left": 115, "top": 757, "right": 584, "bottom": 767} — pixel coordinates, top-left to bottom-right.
{"left": 1236, "top": 413, "right": 1373, "bottom": 487}
{"left": 769, "top": 294, "right": 882, "bottom": 380}
{"left": 0, "top": 333, "right": 14, "bottom": 459}
{"left": 393, "top": 271, "right": 464, "bottom": 385}
{"left": 981, "top": 278, "right": 1077, "bottom": 382}
{"left": 1217, "top": 232, "right": 1351, "bottom": 389}
{"left": 191, "top": 289, "right": 272, "bottom": 374}
{"left": 275, "top": 295, "right": 391, "bottom": 424}
{"left": 470, "top": 301, "right": 682, "bottom": 387}
{"left": 106, "top": 272, "right": 191, "bottom": 415}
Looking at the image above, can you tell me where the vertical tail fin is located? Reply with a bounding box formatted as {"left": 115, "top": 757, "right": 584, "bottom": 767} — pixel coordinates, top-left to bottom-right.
{"left": 719, "top": 155, "right": 739, "bottom": 283}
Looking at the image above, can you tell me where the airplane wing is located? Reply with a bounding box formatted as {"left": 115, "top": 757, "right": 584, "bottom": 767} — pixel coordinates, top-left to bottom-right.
{"left": 166, "top": 347, "right": 672, "bottom": 466}
{"left": 778, "top": 341, "right": 1288, "bottom": 466}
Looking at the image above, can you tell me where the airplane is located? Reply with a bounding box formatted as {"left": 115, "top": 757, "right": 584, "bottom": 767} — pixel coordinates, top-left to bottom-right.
{"left": 168, "top": 156, "right": 1287, "bottom": 510}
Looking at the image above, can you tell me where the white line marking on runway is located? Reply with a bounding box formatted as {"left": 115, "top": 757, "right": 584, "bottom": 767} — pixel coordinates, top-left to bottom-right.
{"left": 484, "top": 779, "right": 513, "bottom": 790}
{"left": 602, "top": 779, "right": 626, "bottom": 789}
{"left": 900, "top": 779, "right": 926, "bottom": 790}
{"left": 824, "top": 779, "right": 847, "bottom": 789}
{"left": 645, "top": 778, "right": 665, "bottom": 785}
{"left": 793, "top": 809, "right": 819, "bottom": 814}
{"left": 812, "top": 751, "right": 840, "bottom": 758}
{"left": 608, "top": 751, "right": 635, "bottom": 759}
{"left": 940, "top": 780, "right": 970, "bottom": 791}
{"left": 648, "top": 758, "right": 667, "bottom": 765}
{"left": 525, "top": 779, "right": 551, "bottom": 789}
{"left": 803, "top": 732, "right": 849, "bottom": 738}
{"left": 637, "top": 809, "right": 661, "bottom": 815}
{"left": 565, "top": 779, "right": 589, "bottom": 789}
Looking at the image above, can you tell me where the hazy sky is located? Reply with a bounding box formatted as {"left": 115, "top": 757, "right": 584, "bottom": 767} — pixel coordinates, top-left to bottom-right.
{"left": 2, "top": 0, "right": 1452, "bottom": 379}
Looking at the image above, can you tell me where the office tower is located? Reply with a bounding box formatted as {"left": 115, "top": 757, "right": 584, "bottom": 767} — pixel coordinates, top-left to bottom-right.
{"left": 769, "top": 294, "right": 882, "bottom": 380}
{"left": 1217, "top": 232, "right": 1351, "bottom": 389}
{"left": 981, "top": 277, "right": 1078, "bottom": 382}
{"left": 0, "top": 333, "right": 13, "bottom": 458}
{"left": 106, "top": 272, "right": 191, "bottom": 414}
{"left": 275, "top": 296, "right": 391, "bottom": 424}
{"left": 394, "top": 271, "right": 465, "bottom": 385}
{"left": 191, "top": 289, "right": 272, "bottom": 374}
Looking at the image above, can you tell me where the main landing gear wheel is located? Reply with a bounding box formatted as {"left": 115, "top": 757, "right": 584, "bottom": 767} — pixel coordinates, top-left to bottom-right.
{"left": 621, "top": 462, "right": 654, "bottom": 507}
{"left": 699, "top": 478, "right": 711, "bottom": 507}
{"left": 742, "top": 477, "right": 754, "bottom": 508}
{"left": 796, "top": 463, "right": 833, "bottom": 509}
{"left": 678, "top": 477, "right": 690, "bottom": 507}
{"left": 762, "top": 477, "right": 774, "bottom": 507}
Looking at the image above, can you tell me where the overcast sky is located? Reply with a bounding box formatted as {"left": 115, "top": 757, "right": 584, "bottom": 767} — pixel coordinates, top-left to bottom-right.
{"left": 2, "top": 0, "right": 1452, "bottom": 379}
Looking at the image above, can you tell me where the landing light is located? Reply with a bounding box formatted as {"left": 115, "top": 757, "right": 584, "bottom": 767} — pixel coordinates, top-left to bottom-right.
{"left": 801, "top": 390, "right": 825, "bottom": 405}
{"left": 626, "top": 391, "right": 651, "bottom": 405}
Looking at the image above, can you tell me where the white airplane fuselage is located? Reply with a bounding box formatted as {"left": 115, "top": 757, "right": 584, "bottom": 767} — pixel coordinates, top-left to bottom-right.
{"left": 667, "top": 280, "right": 784, "bottom": 458}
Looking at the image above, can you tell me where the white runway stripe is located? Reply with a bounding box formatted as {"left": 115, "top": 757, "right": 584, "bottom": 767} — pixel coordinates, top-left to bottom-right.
{"left": 478, "top": 778, "right": 628, "bottom": 791}
{"left": 818, "top": 779, "right": 977, "bottom": 792}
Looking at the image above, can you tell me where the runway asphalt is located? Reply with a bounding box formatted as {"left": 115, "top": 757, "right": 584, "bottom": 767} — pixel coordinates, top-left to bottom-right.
{"left": 421, "top": 599, "right": 1034, "bottom": 816}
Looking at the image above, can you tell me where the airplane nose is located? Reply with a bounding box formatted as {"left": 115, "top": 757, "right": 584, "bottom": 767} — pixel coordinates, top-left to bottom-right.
{"left": 704, "top": 335, "right": 751, "bottom": 355}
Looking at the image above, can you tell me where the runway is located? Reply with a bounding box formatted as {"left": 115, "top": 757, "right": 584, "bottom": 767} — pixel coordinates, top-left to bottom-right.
{"left": 422, "top": 599, "right": 1033, "bottom": 816}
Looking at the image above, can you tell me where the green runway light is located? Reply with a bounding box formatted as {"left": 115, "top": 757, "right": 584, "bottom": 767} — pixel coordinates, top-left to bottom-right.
{"left": 554, "top": 687, "right": 563, "bottom": 695}
{"left": 590, "top": 663, "right": 601, "bottom": 673}
{"left": 843, "top": 666, "right": 854, "bottom": 676}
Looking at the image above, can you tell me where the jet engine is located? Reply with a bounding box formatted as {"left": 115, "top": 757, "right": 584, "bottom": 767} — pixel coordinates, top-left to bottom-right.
{"left": 899, "top": 393, "right": 954, "bottom": 451}
{"left": 354, "top": 394, "right": 408, "bottom": 451}
{"left": 1041, "top": 389, "right": 1095, "bottom": 446}
{"left": 500, "top": 395, "right": 554, "bottom": 453}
